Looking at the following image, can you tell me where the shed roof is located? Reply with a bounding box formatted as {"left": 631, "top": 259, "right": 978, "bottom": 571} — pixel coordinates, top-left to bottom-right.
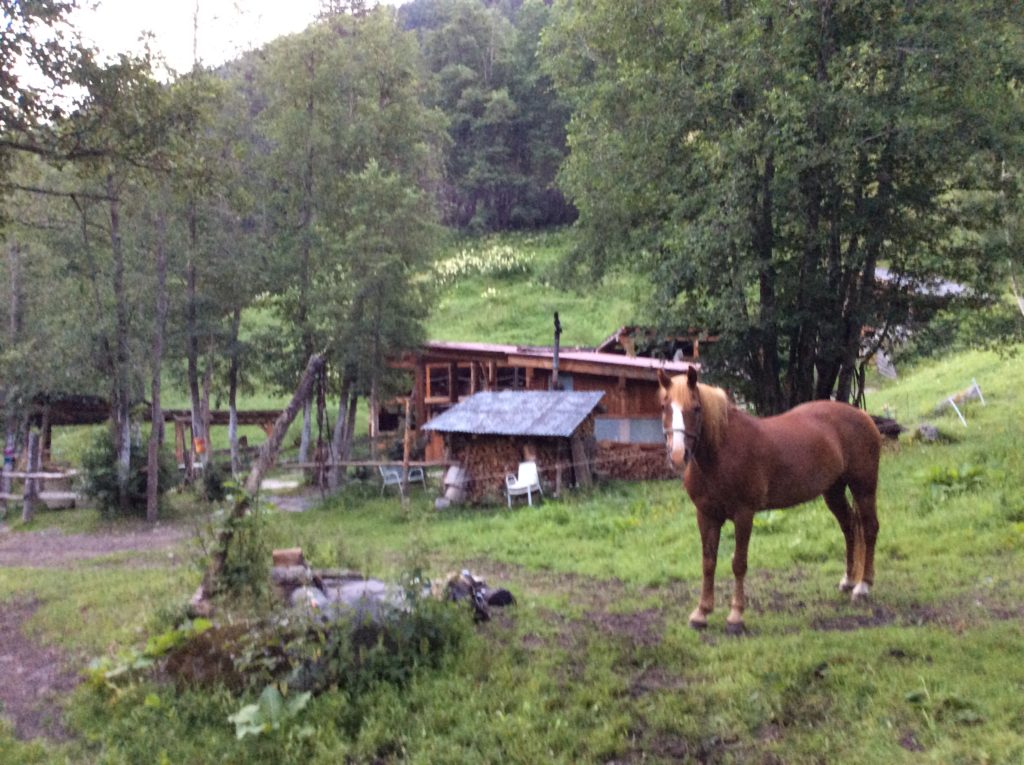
{"left": 423, "top": 390, "right": 604, "bottom": 438}
{"left": 403, "top": 340, "right": 697, "bottom": 380}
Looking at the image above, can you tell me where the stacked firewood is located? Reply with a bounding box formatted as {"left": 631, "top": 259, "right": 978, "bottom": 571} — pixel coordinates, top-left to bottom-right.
{"left": 596, "top": 442, "right": 677, "bottom": 481}
{"left": 449, "top": 435, "right": 567, "bottom": 503}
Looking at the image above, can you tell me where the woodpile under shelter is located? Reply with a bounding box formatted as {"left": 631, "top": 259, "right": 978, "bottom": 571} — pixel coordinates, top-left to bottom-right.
{"left": 390, "top": 340, "right": 698, "bottom": 480}
{"left": 422, "top": 390, "right": 604, "bottom": 504}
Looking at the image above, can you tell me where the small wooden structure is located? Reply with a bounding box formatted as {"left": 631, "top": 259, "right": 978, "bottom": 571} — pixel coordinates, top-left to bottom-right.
{"left": 391, "top": 340, "right": 696, "bottom": 480}
{"left": 595, "top": 325, "right": 717, "bottom": 361}
{"left": 162, "top": 409, "right": 279, "bottom": 467}
{"left": 422, "top": 390, "right": 603, "bottom": 504}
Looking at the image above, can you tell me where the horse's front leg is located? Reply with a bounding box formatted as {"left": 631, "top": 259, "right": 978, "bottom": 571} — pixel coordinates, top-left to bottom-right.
{"left": 689, "top": 510, "right": 723, "bottom": 630}
{"left": 726, "top": 510, "right": 754, "bottom": 635}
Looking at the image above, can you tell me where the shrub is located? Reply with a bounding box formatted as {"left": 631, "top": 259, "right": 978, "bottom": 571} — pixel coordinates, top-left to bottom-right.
{"left": 80, "top": 429, "right": 179, "bottom": 518}
{"left": 219, "top": 505, "right": 271, "bottom": 602}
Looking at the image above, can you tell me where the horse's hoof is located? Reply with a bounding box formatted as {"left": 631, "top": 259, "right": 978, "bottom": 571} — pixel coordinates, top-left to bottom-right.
{"left": 838, "top": 575, "right": 854, "bottom": 593}
{"left": 725, "top": 621, "right": 746, "bottom": 636}
{"left": 851, "top": 582, "right": 871, "bottom": 602}
{"left": 688, "top": 618, "right": 708, "bottom": 631}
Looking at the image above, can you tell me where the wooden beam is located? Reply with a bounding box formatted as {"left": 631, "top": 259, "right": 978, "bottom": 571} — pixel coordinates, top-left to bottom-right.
{"left": 414, "top": 362, "right": 427, "bottom": 428}
{"left": 570, "top": 435, "right": 592, "bottom": 489}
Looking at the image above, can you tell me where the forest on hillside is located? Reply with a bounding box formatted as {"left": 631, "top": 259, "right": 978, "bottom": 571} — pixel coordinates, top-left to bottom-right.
{"left": 2, "top": 0, "right": 1023, "bottom": 515}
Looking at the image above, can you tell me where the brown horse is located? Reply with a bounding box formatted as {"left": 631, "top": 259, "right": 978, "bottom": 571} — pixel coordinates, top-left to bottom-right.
{"left": 657, "top": 367, "right": 882, "bottom": 634}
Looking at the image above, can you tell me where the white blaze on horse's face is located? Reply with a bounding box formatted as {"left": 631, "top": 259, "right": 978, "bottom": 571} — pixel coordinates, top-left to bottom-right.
{"left": 670, "top": 402, "right": 686, "bottom": 467}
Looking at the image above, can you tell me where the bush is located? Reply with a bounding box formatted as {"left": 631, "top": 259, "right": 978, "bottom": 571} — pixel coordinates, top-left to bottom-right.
{"left": 203, "top": 461, "right": 229, "bottom": 502}
{"left": 80, "top": 429, "right": 179, "bottom": 518}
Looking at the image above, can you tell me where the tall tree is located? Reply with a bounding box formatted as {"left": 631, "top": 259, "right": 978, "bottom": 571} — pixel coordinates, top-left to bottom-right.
{"left": 415, "top": 0, "right": 573, "bottom": 230}
{"left": 254, "top": 6, "right": 444, "bottom": 468}
{"left": 548, "top": 0, "right": 1024, "bottom": 412}
{"left": 51, "top": 54, "right": 186, "bottom": 509}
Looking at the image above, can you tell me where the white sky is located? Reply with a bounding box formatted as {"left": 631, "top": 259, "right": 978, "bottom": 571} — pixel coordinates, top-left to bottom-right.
{"left": 71, "top": 0, "right": 402, "bottom": 74}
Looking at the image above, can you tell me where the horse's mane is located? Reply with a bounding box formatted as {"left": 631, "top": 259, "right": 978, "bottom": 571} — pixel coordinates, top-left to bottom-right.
{"left": 671, "top": 380, "right": 731, "bottom": 450}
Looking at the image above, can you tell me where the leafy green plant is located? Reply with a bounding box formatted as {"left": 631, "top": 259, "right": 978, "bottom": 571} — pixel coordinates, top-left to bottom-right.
{"left": 85, "top": 618, "right": 213, "bottom": 696}
{"left": 80, "top": 429, "right": 179, "bottom": 518}
{"left": 918, "top": 463, "right": 987, "bottom": 500}
{"left": 228, "top": 684, "right": 312, "bottom": 739}
{"left": 219, "top": 505, "right": 271, "bottom": 601}
{"left": 202, "top": 461, "right": 230, "bottom": 502}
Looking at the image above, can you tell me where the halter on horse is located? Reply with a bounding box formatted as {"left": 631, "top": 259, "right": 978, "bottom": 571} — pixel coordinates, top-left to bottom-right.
{"left": 658, "top": 367, "right": 882, "bottom": 634}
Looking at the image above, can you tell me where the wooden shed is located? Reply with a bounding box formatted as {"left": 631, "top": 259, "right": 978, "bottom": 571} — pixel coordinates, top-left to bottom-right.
{"left": 388, "top": 341, "right": 697, "bottom": 480}
{"left": 422, "top": 390, "right": 604, "bottom": 504}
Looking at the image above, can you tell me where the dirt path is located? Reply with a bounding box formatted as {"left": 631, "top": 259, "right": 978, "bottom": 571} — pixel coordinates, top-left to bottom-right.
{"left": 0, "top": 599, "right": 79, "bottom": 741}
{"left": 0, "top": 523, "right": 192, "bottom": 568}
{"left": 0, "top": 521, "right": 196, "bottom": 741}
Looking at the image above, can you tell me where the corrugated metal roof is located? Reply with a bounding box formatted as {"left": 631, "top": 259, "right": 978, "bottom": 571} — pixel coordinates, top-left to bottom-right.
{"left": 423, "top": 390, "right": 605, "bottom": 437}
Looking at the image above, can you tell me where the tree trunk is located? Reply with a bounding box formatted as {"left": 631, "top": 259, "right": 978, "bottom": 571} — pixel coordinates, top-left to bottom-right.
{"left": 244, "top": 353, "right": 325, "bottom": 495}
{"left": 108, "top": 172, "right": 132, "bottom": 513}
{"left": 185, "top": 200, "right": 206, "bottom": 476}
{"left": 147, "top": 210, "right": 168, "bottom": 522}
{"left": 750, "top": 155, "right": 784, "bottom": 414}
{"left": 298, "top": 399, "right": 312, "bottom": 467}
{"left": 340, "top": 391, "right": 357, "bottom": 466}
{"left": 5, "top": 241, "right": 23, "bottom": 466}
{"left": 201, "top": 348, "right": 213, "bottom": 457}
{"left": 329, "top": 376, "right": 353, "bottom": 489}
{"left": 228, "top": 307, "right": 242, "bottom": 477}
{"left": 21, "top": 431, "right": 39, "bottom": 523}
{"left": 7, "top": 239, "right": 22, "bottom": 345}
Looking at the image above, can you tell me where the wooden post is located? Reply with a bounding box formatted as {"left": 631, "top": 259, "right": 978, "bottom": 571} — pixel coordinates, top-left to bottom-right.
{"left": 414, "top": 362, "right": 427, "bottom": 427}
{"left": 21, "top": 431, "right": 39, "bottom": 523}
{"left": 551, "top": 312, "right": 562, "bottom": 391}
{"left": 554, "top": 440, "right": 564, "bottom": 498}
{"left": 369, "top": 378, "right": 379, "bottom": 460}
{"left": 401, "top": 397, "right": 412, "bottom": 507}
{"left": 1, "top": 463, "right": 10, "bottom": 517}
{"left": 448, "top": 362, "right": 459, "bottom": 403}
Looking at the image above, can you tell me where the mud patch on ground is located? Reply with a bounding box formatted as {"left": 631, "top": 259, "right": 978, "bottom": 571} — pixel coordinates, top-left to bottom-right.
{"left": 628, "top": 665, "right": 688, "bottom": 698}
{"left": 587, "top": 608, "right": 664, "bottom": 649}
{"left": 0, "top": 599, "right": 78, "bottom": 740}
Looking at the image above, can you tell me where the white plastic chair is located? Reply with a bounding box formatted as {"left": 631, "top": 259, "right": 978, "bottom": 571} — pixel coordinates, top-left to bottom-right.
{"left": 506, "top": 461, "right": 542, "bottom": 507}
{"left": 379, "top": 465, "right": 426, "bottom": 496}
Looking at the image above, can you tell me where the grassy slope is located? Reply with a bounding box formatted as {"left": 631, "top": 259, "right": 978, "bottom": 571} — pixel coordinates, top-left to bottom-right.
{"left": 426, "top": 230, "right": 641, "bottom": 346}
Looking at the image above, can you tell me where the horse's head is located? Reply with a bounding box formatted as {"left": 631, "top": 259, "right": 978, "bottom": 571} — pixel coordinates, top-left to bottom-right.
{"left": 657, "top": 366, "right": 703, "bottom": 470}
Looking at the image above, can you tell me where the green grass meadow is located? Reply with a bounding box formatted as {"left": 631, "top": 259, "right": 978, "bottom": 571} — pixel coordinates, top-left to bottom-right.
{"left": 2, "top": 230, "right": 1023, "bottom": 763}
{"left": 2, "top": 344, "right": 1023, "bottom": 764}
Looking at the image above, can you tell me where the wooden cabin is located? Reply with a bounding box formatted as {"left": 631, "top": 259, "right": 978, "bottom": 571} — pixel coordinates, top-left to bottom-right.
{"left": 389, "top": 340, "right": 698, "bottom": 480}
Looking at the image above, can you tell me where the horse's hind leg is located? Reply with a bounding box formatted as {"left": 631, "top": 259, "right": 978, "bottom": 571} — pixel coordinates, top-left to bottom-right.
{"left": 824, "top": 482, "right": 858, "bottom": 593}
{"left": 850, "top": 485, "right": 880, "bottom": 601}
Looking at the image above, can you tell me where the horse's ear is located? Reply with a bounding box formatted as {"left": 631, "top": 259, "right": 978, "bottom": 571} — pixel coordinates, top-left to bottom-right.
{"left": 657, "top": 368, "right": 672, "bottom": 392}
{"left": 686, "top": 366, "right": 699, "bottom": 390}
